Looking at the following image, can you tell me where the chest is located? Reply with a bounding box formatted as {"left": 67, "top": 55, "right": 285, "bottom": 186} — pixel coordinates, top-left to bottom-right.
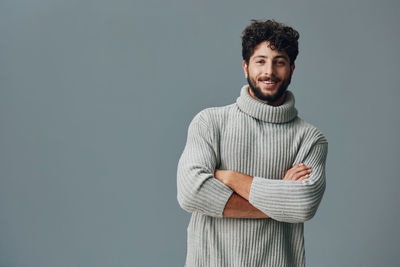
{"left": 217, "top": 115, "right": 303, "bottom": 178}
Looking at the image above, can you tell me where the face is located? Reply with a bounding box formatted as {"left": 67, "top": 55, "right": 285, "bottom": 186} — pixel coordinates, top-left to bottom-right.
{"left": 243, "top": 41, "right": 295, "bottom": 105}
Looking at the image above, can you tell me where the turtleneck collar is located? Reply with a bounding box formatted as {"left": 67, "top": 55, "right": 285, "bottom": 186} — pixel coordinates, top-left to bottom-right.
{"left": 236, "top": 84, "right": 298, "bottom": 123}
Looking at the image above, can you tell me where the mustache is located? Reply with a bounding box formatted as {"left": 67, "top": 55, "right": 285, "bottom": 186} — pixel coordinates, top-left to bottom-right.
{"left": 258, "top": 76, "right": 280, "bottom": 83}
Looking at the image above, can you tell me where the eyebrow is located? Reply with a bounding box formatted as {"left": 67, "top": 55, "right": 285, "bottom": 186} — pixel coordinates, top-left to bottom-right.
{"left": 253, "top": 55, "right": 289, "bottom": 61}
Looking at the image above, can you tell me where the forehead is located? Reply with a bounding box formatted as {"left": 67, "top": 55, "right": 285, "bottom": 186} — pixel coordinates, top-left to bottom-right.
{"left": 251, "top": 41, "right": 289, "bottom": 59}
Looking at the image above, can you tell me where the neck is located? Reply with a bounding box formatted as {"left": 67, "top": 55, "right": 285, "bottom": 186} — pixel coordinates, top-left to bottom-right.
{"left": 236, "top": 85, "right": 298, "bottom": 123}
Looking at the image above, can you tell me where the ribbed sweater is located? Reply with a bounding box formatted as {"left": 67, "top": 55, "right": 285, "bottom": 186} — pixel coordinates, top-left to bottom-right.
{"left": 177, "top": 85, "right": 328, "bottom": 267}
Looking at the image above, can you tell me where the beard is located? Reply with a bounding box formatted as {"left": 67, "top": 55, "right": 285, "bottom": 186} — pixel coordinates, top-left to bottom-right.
{"left": 247, "top": 71, "right": 292, "bottom": 103}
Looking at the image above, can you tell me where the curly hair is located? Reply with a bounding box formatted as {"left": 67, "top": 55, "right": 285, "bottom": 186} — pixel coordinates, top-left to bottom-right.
{"left": 241, "top": 19, "right": 299, "bottom": 65}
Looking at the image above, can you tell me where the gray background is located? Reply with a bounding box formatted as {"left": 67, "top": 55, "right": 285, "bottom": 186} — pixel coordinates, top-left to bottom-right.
{"left": 1, "top": 0, "right": 399, "bottom": 266}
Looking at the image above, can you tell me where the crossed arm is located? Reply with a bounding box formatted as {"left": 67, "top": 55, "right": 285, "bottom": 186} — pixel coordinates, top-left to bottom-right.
{"left": 177, "top": 113, "right": 327, "bottom": 222}
{"left": 214, "top": 165, "right": 312, "bottom": 219}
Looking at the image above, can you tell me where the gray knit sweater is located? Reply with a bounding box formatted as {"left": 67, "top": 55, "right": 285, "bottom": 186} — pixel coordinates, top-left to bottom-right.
{"left": 177, "top": 85, "right": 328, "bottom": 267}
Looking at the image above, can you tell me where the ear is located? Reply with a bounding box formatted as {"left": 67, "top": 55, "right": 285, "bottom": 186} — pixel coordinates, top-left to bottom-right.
{"left": 290, "top": 63, "right": 295, "bottom": 74}
{"left": 242, "top": 60, "right": 248, "bottom": 79}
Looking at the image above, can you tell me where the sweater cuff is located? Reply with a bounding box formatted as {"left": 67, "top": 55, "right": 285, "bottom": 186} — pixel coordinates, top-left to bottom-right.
{"left": 249, "top": 176, "right": 264, "bottom": 207}
{"left": 205, "top": 178, "right": 234, "bottom": 217}
{"left": 249, "top": 176, "right": 287, "bottom": 219}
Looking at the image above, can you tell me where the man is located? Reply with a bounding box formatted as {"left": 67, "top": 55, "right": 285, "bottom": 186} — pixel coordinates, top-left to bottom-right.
{"left": 177, "top": 19, "right": 328, "bottom": 267}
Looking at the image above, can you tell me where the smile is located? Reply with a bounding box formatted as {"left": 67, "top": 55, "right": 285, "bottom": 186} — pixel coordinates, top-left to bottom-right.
{"left": 261, "top": 81, "right": 277, "bottom": 84}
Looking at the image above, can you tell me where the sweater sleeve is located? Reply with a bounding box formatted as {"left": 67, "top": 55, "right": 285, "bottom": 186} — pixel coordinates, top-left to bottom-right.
{"left": 249, "top": 141, "right": 328, "bottom": 223}
{"left": 177, "top": 112, "right": 234, "bottom": 217}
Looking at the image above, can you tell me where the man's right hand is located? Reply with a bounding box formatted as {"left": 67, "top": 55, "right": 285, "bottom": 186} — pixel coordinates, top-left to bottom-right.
{"left": 283, "top": 163, "right": 312, "bottom": 181}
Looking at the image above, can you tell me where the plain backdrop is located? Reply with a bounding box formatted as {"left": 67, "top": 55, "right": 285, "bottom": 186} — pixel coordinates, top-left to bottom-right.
{"left": 1, "top": 0, "right": 399, "bottom": 266}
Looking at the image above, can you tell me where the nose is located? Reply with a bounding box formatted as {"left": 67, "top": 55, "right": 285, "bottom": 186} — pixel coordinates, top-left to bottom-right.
{"left": 263, "top": 61, "right": 274, "bottom": 76}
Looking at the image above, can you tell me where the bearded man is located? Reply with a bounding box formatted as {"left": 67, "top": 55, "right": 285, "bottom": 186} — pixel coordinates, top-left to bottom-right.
{"left": 177, "top": 19, "right": 328, "bottom": 267}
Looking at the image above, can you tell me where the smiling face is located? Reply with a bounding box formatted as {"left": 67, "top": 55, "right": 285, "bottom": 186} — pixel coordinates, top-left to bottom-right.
{"left": 243, "top": 41, "right": 295, "bottom": 106}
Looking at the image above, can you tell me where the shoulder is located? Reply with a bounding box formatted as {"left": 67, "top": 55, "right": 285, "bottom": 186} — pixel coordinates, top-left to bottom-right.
{"left": 295, "top": 117, "right": 328, "bottom": 146}
{"left": 186, "top": 104, "right": 235, "bottom": 142}
{"left": 191, "top": 103, "right": 236, "bottom": 128}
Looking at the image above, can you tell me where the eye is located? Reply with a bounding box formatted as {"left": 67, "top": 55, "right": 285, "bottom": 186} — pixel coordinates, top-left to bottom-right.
{"left": 256, "top": 60, "right": 264, "bottom": 64}
{"left": 276, "top": 61, "right": 285, "bottom": 65}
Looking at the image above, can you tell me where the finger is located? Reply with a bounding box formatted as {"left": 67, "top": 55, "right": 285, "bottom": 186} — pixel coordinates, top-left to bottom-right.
{"left": 285, "top": 164, "right": 311, "bottom": 180}
{"left": 297, "top": 168, "right": 312, "bottom": 176}
{"left": 292, "top": 163, "right": 311, "bottom": 170}
{"left": 283, "top": 172, "right": 296, "bottom": 181}
{"left": 297, "top": 174, "right": 310, "bottom": 181}
{"left": 288, "top": 167, "right": 304, "bottom": 180}
{"left": 292, "top": 163, "right": 305, "bottom": 169}
{"left": 290, "top": 164, "right": 311, "bottom": 173}
{"left": 292, "top": 169, "right": 312, "bottom": 180}
{"left": 288, "top": 165, "right": 307, "bottom": 179}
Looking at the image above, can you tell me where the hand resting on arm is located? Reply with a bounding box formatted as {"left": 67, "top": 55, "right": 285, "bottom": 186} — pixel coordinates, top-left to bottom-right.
{"left": 215, "top": 163, "right": 312, "bottom": 219}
